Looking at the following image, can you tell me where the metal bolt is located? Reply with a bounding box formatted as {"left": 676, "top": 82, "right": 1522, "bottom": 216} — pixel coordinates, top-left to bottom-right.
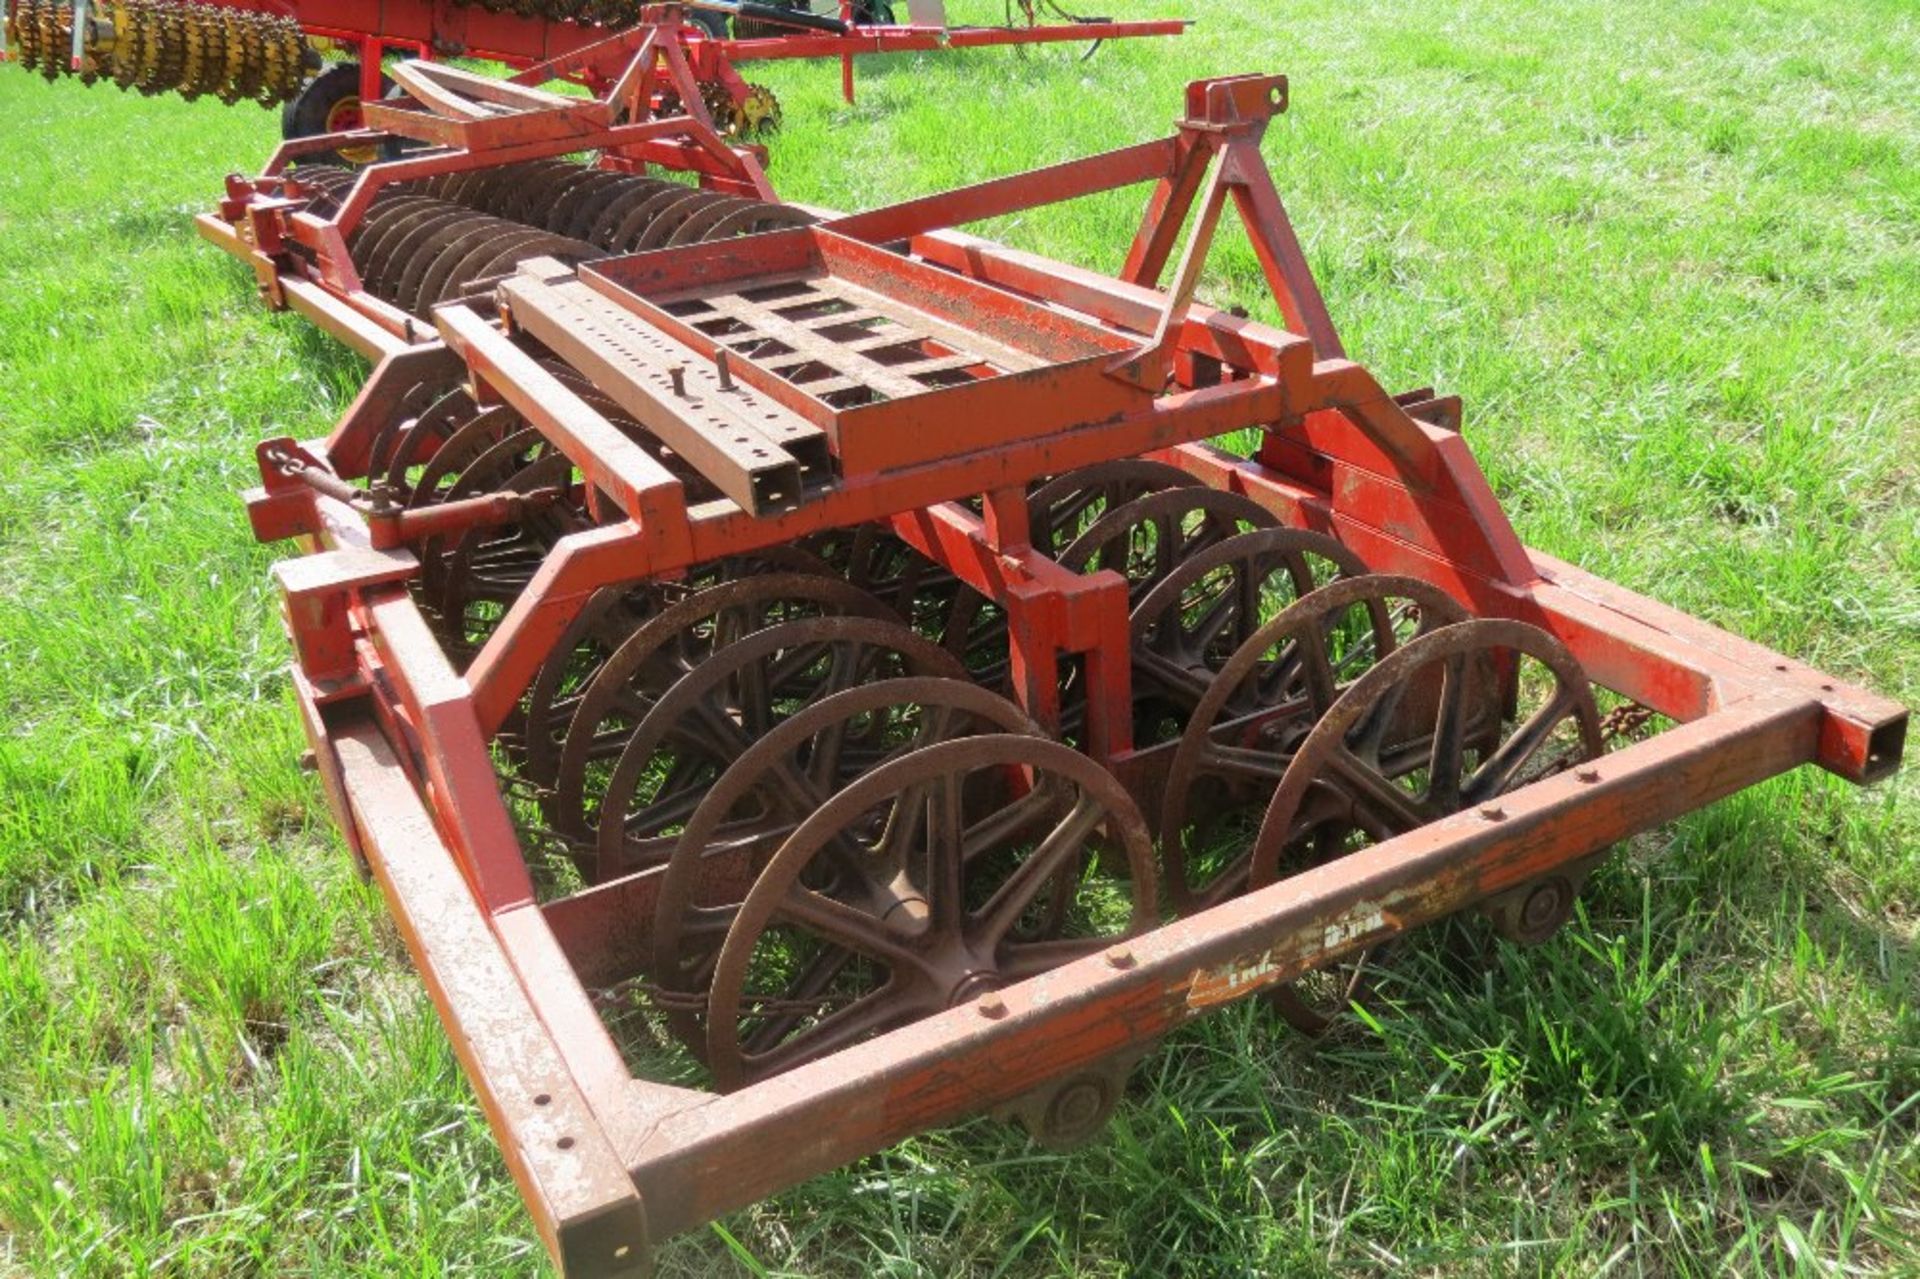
{"left": 668, "top": 365, "right": 687, "bottom": 397}
{"left": 977, "top": 994, "right": 1008, "bottom": 1020}
{"left": 1479, "top": 804, "right": 1506, "bottom": 821}
{"left": 715, "top": 349, "right": 734, "bottom": 391}
{"left": 1104, "top": 945, "right": 1136, "bottom": 970}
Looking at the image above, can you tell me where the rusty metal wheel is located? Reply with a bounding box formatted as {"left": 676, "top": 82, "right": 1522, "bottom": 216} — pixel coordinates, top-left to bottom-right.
{"left": 545, "top": 170, "right": 634, "bottom": 240}
{"left": 704, "top": 734, "right": 1159, "bottom": 1090}
{"left": 602, "top": 186, "right": 709, "bottom": 253}
{"left": 1059, "top": 486, "right": 1277, "bottom": 607}
{"left": 390, "top": 215, "right": 498, "bottom": 313}
{"left": 404, "top": 402, "right": 520, "bottom": 511}
{"left": 663, "top": 195, "right": 758, "bottom": 245}
{"left": 696, "top": 202, "right": 817, "bottom": 241}
{"left": 517, "top": 585, "right": 662, "bottom": 789}
{"left": 434, "top": 229, "right": 596, "bottom": 305}
{"left": 800, "top": 524, "right": 1008, "bottom": 686}
{"left": 515, "top": 546, "right": 831, "bottom": 790}
{"left": 1026, "top": 458, "right": 1199, "bottom": 555}
{"left": 582, "top": 178, "right": 680, "bottom": 249}
{"left": 413, "top": 424, "right": 561, "bottom": 609}
{"left": 590, "top": 616, "right": 967, "bottom": 880}
{"left": 375, "top": 384, "right": 479, "bottom": 496}
{"left": 546, "top": 575, "right": 901, "bottom": 859}
{"left": 1243, "top": 617, "right": 1603, "bottom": 1031}
{"left": 1157, "top": 575, "right": 1469, "bottom": 916}
{"left": 430, "top": 451, "right": 584, "bottom": 666}
{"left": 649, "top": 676, "right": 1045, "bottom": 1050}
{"left": 346, "top": 196, "right": 442, "bottom": 277}
{"left": 496, "top": 160, "right": 592, "bottom": 227}
{"left": 631, "top": 189, "right": 729, "bottom": 251}
{"left": 359, "top": 204, "right": 471, "bottom": 301}
{"left": 1128, "top": 527, "right": 1369, "bottom": 748}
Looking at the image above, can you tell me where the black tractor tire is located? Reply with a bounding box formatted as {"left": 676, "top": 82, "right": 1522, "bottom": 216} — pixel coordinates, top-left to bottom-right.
{"left": 282, "top": 62, "right": 398, "bottom": 168}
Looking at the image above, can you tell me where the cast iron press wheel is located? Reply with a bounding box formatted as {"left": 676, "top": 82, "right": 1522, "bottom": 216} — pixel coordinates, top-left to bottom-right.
{"left": 800, "top": 525, "right": 1010, "bottom": 689}
{"left": 1059, "top": 486, "right": 1278, "bottom": 608}
{"left": 282, "top": 62, "right": 394, "bottom": 168}
{"left": 1156, "top": 574, "right": 1469, "bottom": 917}
{"left": 649, "top": 676, "right": 1046, "bottom": 1053}
{"left": 546, "top": 575, "right": 906, "bottom": 873}
{"left": 589, "top": 616, "right": 968, "bottom": 880}
{"left": 1127, "top": 527, "right": 1370, "bottom": 749}
{"left": 1243, "top": 617, "right": 1604, "bottom": 1032}
{"left": 704, "top": 734, "right": 1158, "bottom": 1090}
{"left": 515, "top": 546, "right": 830, "bottom": 788}
{"left": 1026, "top": 458, "right": 1200, "bottom": 556}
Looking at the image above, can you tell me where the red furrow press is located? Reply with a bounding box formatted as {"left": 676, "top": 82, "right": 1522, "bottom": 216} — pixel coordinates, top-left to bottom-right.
{"left": 197, "top": 45, "right": 1906, "bottom": 1279}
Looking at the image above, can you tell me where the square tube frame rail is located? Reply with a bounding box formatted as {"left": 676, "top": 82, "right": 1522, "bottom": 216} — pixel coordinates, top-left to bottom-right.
{"left": 243, "top": 75, "right": 1907, "bottom": 1278}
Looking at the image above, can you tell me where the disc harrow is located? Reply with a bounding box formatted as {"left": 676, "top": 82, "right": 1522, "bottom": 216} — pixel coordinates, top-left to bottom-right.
{"left": 209, "top": 65, "right": 1905, "bottom": 1279}
{"left": 9, "top": 0, "right": 1183, "bottom": 153}
{"left": 278, "top": 159, "right": 812, "bottom": 319}
{"left": 7, "top": 0, "right": 306, "bottom": 102}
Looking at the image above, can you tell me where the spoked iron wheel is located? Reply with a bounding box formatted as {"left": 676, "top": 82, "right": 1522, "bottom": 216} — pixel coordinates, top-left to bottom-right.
{"left": 1059, "top": 486, "right": 1277, "bottom": 608}
{"left": 1026, "top": 459, "right": 1199, "bottom": 555}
{"left": 547, "top": 574, "right": 900, "bottom": 865}
{"left": 515, "top": 583, "right": 659, "bottom": 786}
{"left": 405, "top": 404, "right": 525, "bottom": 515}
{"left": 649, "top": 676, "right": 1044, "bottom": 1052}
{"left": 591, "top": 617, "right": 966, "bottom": 879}
{"left": 1128, "top": 527, "right": 1369, "bottom": 748}
{"left": 800, "top": 524, "right": 1009, "bottom": 686}
{"left": 1157, "top": 575, "right": 1469, "bottom": 916}
{"left": 427, "top": 450, "right": 583, "bottom": 666}
{"left": 369, "top": 383, "right": 482, "bottom": 498}
{"left": 515, "top": 548, "right": 829, "bottom": 789}
{"left": 1243, "top": 617, "right": 1604, "bottom": 1031}
{"left": 705, "top": 734, "right": 1159, "bottom": 1090}
{"left": 541, "top": 576, "right": 898, "bottom": 856}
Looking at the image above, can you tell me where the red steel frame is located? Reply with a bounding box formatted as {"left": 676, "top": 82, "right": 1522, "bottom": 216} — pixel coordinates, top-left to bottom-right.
{"left": 217, "top": 70, "right": 1905, "bottom": 1279}
{"left": 174, "top": 0, "right": 1186, "bottom": 118}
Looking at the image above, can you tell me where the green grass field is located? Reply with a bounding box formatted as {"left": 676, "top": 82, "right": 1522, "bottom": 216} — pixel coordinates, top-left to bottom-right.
{"left": 1, "top": 0, "right": 1916, "bottom": 1273}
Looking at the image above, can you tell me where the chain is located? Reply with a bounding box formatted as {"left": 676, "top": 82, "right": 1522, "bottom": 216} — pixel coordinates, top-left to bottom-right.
{"left": 591, "top": 974, "right": 852, "bottom": 1018}
{"left": 1599, "top": 701, "right": 1656, "bottom": 743}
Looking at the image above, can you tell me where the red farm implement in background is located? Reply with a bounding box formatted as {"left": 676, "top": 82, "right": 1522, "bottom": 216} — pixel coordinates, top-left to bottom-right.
{"left": 3, "top": 0, "right": 1187, "bottom": 155}
{"left": 192, "top": 40, "right": 1908, "bottom": 1279}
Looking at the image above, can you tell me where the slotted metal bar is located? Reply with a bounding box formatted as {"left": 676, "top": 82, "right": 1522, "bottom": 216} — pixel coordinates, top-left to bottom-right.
{"left": 807, "top": 275, "right": 1049, "bottom": 374}
{"left": 698, "top": 292, "right": 934, "bottom": 401}
{"left": 501, "top": 275, "right": 824, "bottom": 514}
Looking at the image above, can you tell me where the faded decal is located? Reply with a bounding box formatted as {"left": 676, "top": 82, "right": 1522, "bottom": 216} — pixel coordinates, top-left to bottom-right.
{"left": 1184, "top": 904, "right": 1386, "bottom": 1009}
